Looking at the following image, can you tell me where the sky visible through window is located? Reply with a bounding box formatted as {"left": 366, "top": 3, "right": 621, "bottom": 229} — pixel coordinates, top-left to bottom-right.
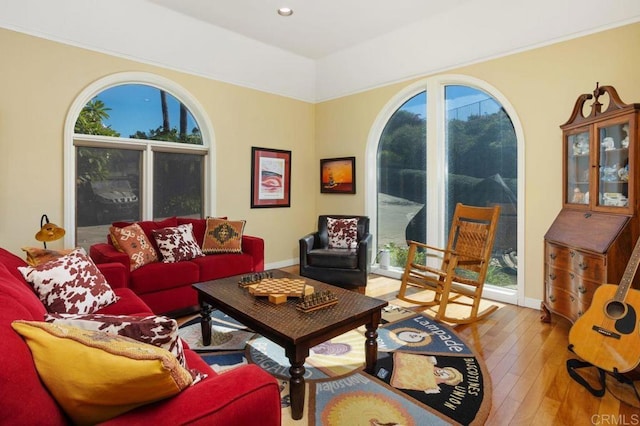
{"left": 97, "top": 84, "right": 199, "bottom": 138}
{"left": 400, "top": 86, "right": 499, "bottom": 120}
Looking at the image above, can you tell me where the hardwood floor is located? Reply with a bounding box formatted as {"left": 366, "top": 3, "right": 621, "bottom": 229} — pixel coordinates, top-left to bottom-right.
{"left": 277, "top": 267, "right": 639, "bottom": 425}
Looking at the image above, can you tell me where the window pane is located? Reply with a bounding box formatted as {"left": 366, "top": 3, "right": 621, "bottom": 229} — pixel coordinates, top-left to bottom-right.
{"left": 76, "top": 84, "right": 202, "bottom": 144}
{"left": 377, "top": 92, "right": 427, "bottom": 268}
{"left": 76, "top": 147, "right": 141, "bottom": 249}
{"left": 153, "top": 152, "right": 203, "bottom": 218}
{"left": 445, "top": 85, "right": 517, "bottom": 289}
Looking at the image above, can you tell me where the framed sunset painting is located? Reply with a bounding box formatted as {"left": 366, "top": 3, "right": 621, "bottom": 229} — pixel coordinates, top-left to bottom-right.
{"left": 320, "top": 157, "right": 355, "bottom": 194}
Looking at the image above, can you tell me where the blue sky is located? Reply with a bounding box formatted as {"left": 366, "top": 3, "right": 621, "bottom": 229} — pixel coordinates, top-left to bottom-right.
{"left": 97, "top": 84, "right": 199, "bottom": 138}
{"left": 400, "top": 86, "right": 500, "bottom": 120}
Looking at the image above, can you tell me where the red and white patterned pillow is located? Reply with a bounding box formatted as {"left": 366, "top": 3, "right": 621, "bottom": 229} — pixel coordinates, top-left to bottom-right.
{"left": 18, "top": 248, "right": 118, "bottom": 314}
{"left": 109, "top": 223, "right": 158, "bottom": 271}
{"left": 152, "top": 223, "right": 205, "bottom": 263}
{"left": 44, "top": 313, "right": 187, "bottom": 369}
{"left": 44, "top": 313, "right": 207, "bottom": 384}
{"left": 327, "top": 217, "right": 359, "bottom": 249}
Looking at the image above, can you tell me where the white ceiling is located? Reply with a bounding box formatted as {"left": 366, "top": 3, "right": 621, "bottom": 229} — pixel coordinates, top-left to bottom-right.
{"left": 2, "top": 0, "right": 640, "bottom": 101}
{"left": 148, "top": 0, "right": 470, "bottom": 59}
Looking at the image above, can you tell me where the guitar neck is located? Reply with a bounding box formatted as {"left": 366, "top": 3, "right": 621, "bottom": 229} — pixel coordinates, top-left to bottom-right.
{"left": 616, "top": 237, "right": 640, "bottom": 302}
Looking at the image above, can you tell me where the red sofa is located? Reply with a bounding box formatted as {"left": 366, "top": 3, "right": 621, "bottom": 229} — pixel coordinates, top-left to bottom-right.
{"left": 0, "top": 247, "right": 281, "bottom": 425}
{"left": 90, "top": 217, "right": 265, "bottom": 315}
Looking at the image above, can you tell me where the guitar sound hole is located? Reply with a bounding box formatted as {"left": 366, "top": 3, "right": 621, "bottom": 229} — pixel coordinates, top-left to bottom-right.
{"left": 605, "top": 301, "right": 627, "bottom": 319}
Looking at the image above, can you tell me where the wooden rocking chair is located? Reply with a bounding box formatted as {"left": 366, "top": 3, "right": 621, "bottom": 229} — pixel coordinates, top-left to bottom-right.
{"left": 397, "top": 203, "right": 501, "bottom": 324}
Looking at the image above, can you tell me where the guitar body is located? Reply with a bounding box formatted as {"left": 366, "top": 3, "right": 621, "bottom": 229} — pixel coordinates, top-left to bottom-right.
{"left": 569, "top": 284, "right": 640, "bottom": 373}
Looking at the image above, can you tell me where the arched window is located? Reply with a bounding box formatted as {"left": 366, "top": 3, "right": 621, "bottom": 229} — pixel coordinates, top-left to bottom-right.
{"left": 368, "top": 75, "right": 524, "bottom": 304}
{"left": 64, "top": 73, "right": 214, "bottom": 250}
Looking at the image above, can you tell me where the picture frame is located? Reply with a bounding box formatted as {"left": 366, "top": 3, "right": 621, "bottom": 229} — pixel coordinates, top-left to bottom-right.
{"left": 320, "top": 157, "right": 356, "bottom": 194}
{"left": 251, "top": 147, "right": 291, "bottom": 208}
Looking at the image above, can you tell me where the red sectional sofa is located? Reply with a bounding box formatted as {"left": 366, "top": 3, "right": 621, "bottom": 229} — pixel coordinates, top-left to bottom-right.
{"left": 0, "top": 247, "right": 281, "bottom": 425}
{"left": 90, "top": 217, "right": 265, "bottom": 315}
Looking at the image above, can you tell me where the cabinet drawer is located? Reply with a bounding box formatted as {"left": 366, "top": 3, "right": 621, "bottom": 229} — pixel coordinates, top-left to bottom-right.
{"left": 545, "top": 243, "right": 570, "bottom": 269}
{"left": 545, "top": 285, "right": 580, "bottom": 320}
{"left": 545, "top": 266, "right": 577, "bottom": 292}
{"left": 570, "top": 251, "right": 605, "bottom": 281}
{"left": 575, "top": 278, "right": 600, "bottom": 305}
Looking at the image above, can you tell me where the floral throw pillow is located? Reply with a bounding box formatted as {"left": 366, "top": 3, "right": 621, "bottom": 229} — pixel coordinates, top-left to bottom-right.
{"left": 152, "top": 223, "right": 205, "bottom": 263}
{"left": 202, "top": 218, "right": 245, "bottom": 254}
{"left": 18, "top": 248, "right": 118, "bottom": 314}
{"left": 327, "top": 217, "right": 359, "bottom": 249}
{"left": 109, "top": 223, "right": 158, "bottom": 271}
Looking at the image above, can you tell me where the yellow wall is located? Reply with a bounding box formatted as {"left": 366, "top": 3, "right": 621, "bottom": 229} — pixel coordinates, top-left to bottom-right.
{"left": 2, "top": 23, "right": 640, "bottom": 303}
{"left": 315, "top": 22, "right": 640, "bottom": 301}
{"left": 0, "top": 28, "right": 316, "bottom": 265}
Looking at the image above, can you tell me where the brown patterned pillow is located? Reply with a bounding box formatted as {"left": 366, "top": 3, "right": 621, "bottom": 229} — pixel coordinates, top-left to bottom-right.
{"left": 327, "top": 217, "right": 358, "bottom": 249}
{"left": 109, "top": 223, "right": 158, "bottom": 271}
{"left": 45, "top": 313, "right": 187, "bottom": 369}
{"left": 18, "top": 248, "right": 118, "bottom": 314}
{"left": 21, "top": 247, "right": 74, "bottom": 266}
{"left": 202, "top": 218, "right": 245, "bottom": 254}
{"left": 152, "top": 223, "right": 205, "bottom": 263}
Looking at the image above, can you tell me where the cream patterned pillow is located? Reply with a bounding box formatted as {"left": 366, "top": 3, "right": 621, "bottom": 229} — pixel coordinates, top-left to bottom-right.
{"left": 152, "top": 223, "right": 205, "bottom": 263}
{"left": 327, "top": 217, "right": 358, "bottom": 249}
{"left": 18, "top": 248, "right": 118, "bottom": 314}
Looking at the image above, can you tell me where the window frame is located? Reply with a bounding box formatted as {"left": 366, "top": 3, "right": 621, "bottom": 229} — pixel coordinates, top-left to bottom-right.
{"left": 63, "top": 72, "right": 216, "bottom": 246}
{"left": 365, "top": 74, "right": 525, "bottom": 306}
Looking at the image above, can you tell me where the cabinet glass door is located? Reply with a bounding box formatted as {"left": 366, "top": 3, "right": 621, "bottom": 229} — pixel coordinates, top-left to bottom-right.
{"left": 597, "top": 121, "right": 630, "bottom": 208}
{"left": 566, "top": 131, "right": 590, "bottom": 205}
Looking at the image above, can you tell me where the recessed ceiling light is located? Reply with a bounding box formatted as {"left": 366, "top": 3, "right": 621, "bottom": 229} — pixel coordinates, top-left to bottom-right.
{"left": 277, "top": 7, "right": 293, "bottom": 17}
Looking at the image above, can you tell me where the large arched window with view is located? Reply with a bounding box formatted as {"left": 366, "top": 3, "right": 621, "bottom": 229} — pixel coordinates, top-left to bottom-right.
{"left": 373, "top": 77, "right": 522, "bottom": 302}
{"left": 66, "top": 73, "right": 212, "bottom": 250}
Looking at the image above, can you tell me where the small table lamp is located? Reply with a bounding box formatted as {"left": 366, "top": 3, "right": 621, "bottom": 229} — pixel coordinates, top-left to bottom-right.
{"left": 35, "top": 214, "right": 65, "bottom": 249}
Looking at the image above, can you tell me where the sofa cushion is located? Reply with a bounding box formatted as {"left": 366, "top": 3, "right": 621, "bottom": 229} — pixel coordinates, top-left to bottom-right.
{"left": 98, "top": 288, "right": 154, "bottom": 316}
{"left": 110, "top": 223, "right": 159, "bottom": 271}
{"left": 0, "top": 299, "right": 67, "bottom": 425}
{"left": 327, "top": 217, "right": 358, "bottom": 249}
{"left": 0, "top": 263, "right": 46, "bottom": 318}
{"left": 152, "top": 223, "right": 204, "bottom": 263}
{"left": 18, "top": 248, "right": 119, "bottom": 314}
{"left": 202, "top": 218, "right": 245, "bottom": 254}
{"left": 0, "top": 247, "right": 32, "bottom": 282}
{"left": 130, "top": 260, "right": 200, "bottom": 295}
{"left": 21, "top": 247, "right": 74, "bottom": 266}
{"left": 192, "top": 253, "right": 255, "bottom": 282}
{"left": 12, "top": 320, "right": 194, "bottom": 425}
{"left": 307, "top": 248, "right": 359, "bottom": 269}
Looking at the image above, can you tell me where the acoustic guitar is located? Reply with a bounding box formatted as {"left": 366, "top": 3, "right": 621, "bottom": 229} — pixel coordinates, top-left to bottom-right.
{"left": 568, "top": 237, "right": 640, "bottom": 373}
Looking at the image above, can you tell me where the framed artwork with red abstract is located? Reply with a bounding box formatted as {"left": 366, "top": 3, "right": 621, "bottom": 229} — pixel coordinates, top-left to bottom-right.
{"left": 251, "top": 147, "right": 291, "bottom": 208}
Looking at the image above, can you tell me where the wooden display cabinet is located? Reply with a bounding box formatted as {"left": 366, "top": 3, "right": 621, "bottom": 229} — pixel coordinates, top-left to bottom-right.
{"left": 542, "top": 84, "right": 640, "bottom": 324}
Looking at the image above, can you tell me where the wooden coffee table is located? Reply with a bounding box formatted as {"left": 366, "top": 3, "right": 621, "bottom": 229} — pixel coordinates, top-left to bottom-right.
{"left": 193, "top": 270, "right": 388, "bottom": 420}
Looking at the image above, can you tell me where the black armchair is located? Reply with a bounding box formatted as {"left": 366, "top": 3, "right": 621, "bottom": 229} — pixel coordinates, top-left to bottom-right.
{"left": 299, "top": 215, "right": 372, "bottom": 292}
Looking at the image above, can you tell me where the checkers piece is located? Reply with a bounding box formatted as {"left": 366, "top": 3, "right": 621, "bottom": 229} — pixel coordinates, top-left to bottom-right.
{"left": 248, "top": 278, "right": 314, "bottom": 298}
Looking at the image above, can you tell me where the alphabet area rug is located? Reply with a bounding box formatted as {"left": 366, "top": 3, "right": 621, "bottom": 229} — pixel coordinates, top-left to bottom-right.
{"left": 186, "top": 313, "right": 491, "bottom": 425}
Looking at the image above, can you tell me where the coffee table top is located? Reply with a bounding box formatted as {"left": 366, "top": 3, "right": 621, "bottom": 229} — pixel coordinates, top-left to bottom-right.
{"left": 193, "top": 270, "right": 388, "bottom": 347}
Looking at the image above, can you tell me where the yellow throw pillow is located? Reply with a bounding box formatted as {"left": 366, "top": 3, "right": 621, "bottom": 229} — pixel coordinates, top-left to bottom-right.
{"left": 12, "top": 320, "right": 193, "bottom": 425}
{"left": 202, "top": 218, "right": 245, "bottom": 254}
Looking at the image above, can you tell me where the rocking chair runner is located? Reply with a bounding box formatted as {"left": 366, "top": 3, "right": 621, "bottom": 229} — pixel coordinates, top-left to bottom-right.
{"left": 397, "top": 203, "right": 501, "bottom": 324}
